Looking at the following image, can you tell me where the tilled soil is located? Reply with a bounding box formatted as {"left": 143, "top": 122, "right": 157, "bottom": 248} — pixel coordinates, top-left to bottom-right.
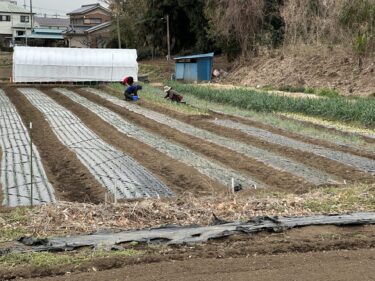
{"left": 3, "top": 225, "right": 375, "bottom": 280}
{"left": 43, "top": 88, "right": 225, "bottom": 196}
{"left": 77, "top": 88, "right": 312, "bottom": 192}
{"left": 21, "top": 249, "right": 375, "bottom": 281}
{"left": 5, "top": 87, "right": 106, "bottom": 204}
{"left": 138, "top": 100, "right": 375, "bottom": 184}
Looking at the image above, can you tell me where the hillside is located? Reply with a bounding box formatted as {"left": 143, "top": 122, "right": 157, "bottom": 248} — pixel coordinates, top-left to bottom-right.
{"left": 227, "top": 46, "right": 375, "bottom": 96}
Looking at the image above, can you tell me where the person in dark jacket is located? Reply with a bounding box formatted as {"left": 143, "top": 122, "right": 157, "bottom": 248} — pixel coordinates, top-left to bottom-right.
{"left": 164, "top": 86, "right": 184, "bottom": 102}
{"left": 122, "top": 76, "right": 142, "bottom": 101}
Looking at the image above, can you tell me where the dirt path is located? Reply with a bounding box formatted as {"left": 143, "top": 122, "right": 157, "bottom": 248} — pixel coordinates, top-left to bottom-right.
{"left": 22, "top": 248, "right": 375, "bottom": 281}
{"left": 3, "top": 225, "right": 375, "bottom": 280}
{"left": 5, "top": 87, "right": 106, "bottom": 204}
{"left": 43, "top": 88, "right": 225, "bottom": 196}
{"left": 138, "top": 100, "right": 374, "bottom": 184}
{"left": 77, "top": 88, "right": 314, "bottom": 192}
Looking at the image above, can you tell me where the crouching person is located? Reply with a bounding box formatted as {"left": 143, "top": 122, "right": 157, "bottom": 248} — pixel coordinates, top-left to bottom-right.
{"left": 122, "top": 76, "right": 142, "bottom": 101}
{"left": 164, "top": 86, "right": 184, "bottom": 103}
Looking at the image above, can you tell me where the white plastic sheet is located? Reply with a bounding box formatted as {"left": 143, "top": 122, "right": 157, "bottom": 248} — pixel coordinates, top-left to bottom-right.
{"left": 13, "top": 47, "right": 138, "bottom": 83}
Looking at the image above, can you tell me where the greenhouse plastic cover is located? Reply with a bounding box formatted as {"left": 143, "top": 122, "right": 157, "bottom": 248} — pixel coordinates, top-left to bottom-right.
{"left": 13, "top": 47, "right": 138, "bottom": 83}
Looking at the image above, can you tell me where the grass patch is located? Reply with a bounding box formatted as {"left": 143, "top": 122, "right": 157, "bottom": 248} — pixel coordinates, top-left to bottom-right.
{"left": 0, "top": 249, "right": 142, "bottom": 268}
{"left": 106, "top": 83, "right": 208, "bottom": 116}
{"left": 0, "top": 208, "right": 30, "bottom": 242}
{"left": 0, "top": 228, "right": 28, "bottom": 243}
{"left": 303, "top": 184, "right": 375, "bottom": 213}
{"left": 169, "top": 81, "right": 375, "bottom": 128}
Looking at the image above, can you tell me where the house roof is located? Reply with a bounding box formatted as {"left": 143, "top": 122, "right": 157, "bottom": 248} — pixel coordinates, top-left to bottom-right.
{"left": 67, "top": 3, "right": 110, "bottom": 15}
{"left": 34, "top": 17, "right": 70, "bottom": 28}
{"left": 16, "top": 33, "right": 64, "bottom": 40}
{"left": 33, "top": 28, "right": 64, "bottom": 35}
{"left": 0, "top": 1, "right": 33, "bottom": 14}
{"left": 86, "top": 21, "right": 111, "bottom": 33}
{"left": 174, "top": 52, "right": 215, "bottom": 60}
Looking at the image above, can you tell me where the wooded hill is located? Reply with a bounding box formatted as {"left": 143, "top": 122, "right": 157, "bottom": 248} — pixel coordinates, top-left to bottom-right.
{"left": 106, "top": 0, "right": 375, "bottom": 61}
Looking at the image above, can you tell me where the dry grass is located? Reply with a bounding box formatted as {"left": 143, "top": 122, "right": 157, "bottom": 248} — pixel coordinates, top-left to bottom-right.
{"left": 0, "top": 184, "right": 374, "bottom": 240}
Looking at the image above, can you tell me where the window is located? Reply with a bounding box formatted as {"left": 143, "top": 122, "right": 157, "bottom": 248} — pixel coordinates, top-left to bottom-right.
{"left": 17, "top": 31, "right": 25, "bottom": 36}
{"left": 84, "top": 18, "right": 102, "bottom": 24}
{"left": 0, "top": 15, "right": 11, "bottom": 21}
{"left": 20, "top": 15, "right": 29, "bottom": 23}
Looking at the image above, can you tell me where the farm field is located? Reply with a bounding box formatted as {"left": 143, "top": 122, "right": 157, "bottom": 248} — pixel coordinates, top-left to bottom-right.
{"left": 0, "top": 84, "right": 375, "bottom": 206}
{"left": 0, "top": 83, "right": 375, "bottom": 280}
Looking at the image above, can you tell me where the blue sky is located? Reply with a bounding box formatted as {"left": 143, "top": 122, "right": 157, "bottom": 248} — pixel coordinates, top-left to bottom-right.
{"left": 20, "top": 0, "right": 107, "bottom": 18}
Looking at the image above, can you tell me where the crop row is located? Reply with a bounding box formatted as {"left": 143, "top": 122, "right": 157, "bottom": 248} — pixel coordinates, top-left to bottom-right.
{"left": 168, "top": 82, "right": 375, "bottom": 128}
{"left": 19, "top": 88, "right": 173, "bottom": 200}
{"left": 86, "top": 88, "right": 338, "bottom": 186}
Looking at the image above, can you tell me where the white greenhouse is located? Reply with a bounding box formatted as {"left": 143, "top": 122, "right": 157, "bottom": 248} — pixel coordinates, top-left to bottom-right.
{"left": 13, "top": 47, "right": 138, "bottom": 83}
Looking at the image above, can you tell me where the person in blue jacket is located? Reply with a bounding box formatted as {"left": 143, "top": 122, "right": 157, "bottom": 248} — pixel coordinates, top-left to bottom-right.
{"left": 122, "top": 76, "right": 142, "bottom": 101}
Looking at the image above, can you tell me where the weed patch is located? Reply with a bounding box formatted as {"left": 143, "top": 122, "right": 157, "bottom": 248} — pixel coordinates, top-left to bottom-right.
{"left": 0, "top": 249, "right": 142, "bottom": 268}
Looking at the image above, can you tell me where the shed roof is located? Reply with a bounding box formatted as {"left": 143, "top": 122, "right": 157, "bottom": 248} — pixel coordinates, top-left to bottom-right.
{"left": 33, "top": 28, "right": 64, "bottom": 35}
{"left": 34, "top": 17, "right": 70, "bottom": 28}
{"left": 0, "top": 1, "right": 33, "bottom": 14}
{"left": 174, "top": 52, "right": 214, "bottom": 60}
{"left": 67, "top": 3, "right": 110, "bottom": 15}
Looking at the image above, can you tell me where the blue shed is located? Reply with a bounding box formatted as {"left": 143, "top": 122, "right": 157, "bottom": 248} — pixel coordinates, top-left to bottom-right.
{"left": 174, "top": 52, "right": 214, "bottom": 82}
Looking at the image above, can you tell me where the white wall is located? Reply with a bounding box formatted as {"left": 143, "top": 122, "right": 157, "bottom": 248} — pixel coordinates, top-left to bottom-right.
{"left": 13, "top": 46, "right": 139, "bottom": 83}
{"left": 0, "top": 13, "right": 32, "bottom": 35}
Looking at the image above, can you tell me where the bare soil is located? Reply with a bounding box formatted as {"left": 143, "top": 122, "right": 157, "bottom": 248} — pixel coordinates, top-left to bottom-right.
{"left": 77, "top": 88, "right": 312, "bottom": 192}
{"left": 4, "top": 87, "right": 106, "bottom": 204}
{"left": 2, "top": 225, "right": 375, "bottom": 280}
{"left": 21, "top": 249, "right": 375, "bottom": 281}
{"left": 44, "top": 88, "right": 225, "bottom": 196}
{"left": 138, "top": 99, "right": 375, "bottom": 185}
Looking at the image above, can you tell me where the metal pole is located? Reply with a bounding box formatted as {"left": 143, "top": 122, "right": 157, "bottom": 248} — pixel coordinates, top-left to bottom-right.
{"left": 30, "top": 122, "right": 33, "bottom": 207}
{"left": 166, "top": 14, "right": 171, "bottom": 60}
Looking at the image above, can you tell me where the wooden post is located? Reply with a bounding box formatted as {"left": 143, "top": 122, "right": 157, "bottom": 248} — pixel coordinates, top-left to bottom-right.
{"left": 166, "top": 14, "right": 171, "bottom": 61}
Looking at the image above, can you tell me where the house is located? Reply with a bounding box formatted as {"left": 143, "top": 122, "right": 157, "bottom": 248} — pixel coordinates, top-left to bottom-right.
{"left": 85, "top": 21, "right": 111, "bottom": 48}
{"left": 15, "top": 16, "right": 70, "bottom": 47}
{"left": 64, "top": 3, "right": 111, "bottom": 48}
{"left": 0, "top": 0, "right": 34, "bottom": 47}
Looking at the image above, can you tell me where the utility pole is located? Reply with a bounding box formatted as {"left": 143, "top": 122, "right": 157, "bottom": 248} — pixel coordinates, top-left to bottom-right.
{"left": 30, "top": 0, "right": 33, "bottom": 30}
{"left": 166, "top": 14, "right": 171, "bottom": 60}
{"left": 117, "top": 13, "right": 121, "bottom": 49}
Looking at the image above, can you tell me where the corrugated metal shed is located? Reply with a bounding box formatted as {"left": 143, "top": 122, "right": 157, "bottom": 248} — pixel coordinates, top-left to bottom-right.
{"left": 174, "top": 52, "right": 214, "bottom": 82}
{"left": 13, "top": 47, "right": 138, "bottom": 83}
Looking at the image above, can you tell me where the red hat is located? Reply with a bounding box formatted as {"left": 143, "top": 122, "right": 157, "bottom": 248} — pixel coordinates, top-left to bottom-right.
{"left": 121, "top": 76, "right": 129, "bottom": 85}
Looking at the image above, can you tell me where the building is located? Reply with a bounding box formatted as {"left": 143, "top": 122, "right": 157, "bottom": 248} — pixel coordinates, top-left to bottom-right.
{"left": 15, "top": 16, "right": 70, "bottom": 47}
{"left": 86, "top": 21, "right": 111, "bottom": 48}
{"left": 64, "top": 3, "right": 111, "bottom": 48}
{"left": 34, "top": 16, "right": 70, "bottom": 30}
{"left": 174, "top": 53, "right": 214, "bottom": 82}
{"left": 0, "top": 0, "right": 34, "bottom": 47}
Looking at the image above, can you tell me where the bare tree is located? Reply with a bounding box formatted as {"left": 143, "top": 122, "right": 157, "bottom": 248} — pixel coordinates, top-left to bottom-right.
{"left": 206, "top": 0, "right": 264, "bottom": 57}
{"left": 101, "top": 0, "right": 125, "bottom": 48}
